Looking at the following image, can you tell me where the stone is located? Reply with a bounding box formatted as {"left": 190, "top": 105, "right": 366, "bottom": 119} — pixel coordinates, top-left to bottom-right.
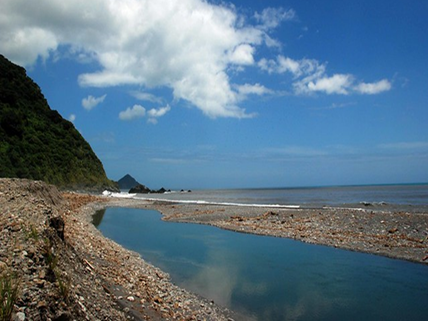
{"left": 0, "top": 261, "right": 7, "bottom": 270}
{"left": 34, "top": 279, "right": 45, "bottom": 288}
{"left": 127, "top": 296, "right": 135, "bottom": 302}
{"left": 153, "top": 296, "right": 163, "bottom": 304}
{"left": 55, "top": 311, "right": 72, "bottom": 321}
{"left": 14, "top": 312, "right": 25, "bottom": 321}
{"left": 37, "top": 300, "right": 47, "bottom": 309}
{"left": 49, "top": 216, "right": 65, "bottom": 240}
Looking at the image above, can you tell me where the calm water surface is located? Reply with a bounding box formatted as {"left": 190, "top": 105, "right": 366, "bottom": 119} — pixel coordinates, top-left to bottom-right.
{"left": 94, "top": 208, "right": 428, "bottom": 321}
{"left": 132, "top": 184, "right": 428, "bottom": 212}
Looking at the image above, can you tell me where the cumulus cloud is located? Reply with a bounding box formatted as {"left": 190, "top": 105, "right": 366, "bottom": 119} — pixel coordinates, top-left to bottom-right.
{"left": 68, "top": 114, "right": 76, "bottom": 122}
{"left": 147, "top": 105, "right": 171, "bottom": 124}
{"left": 228, "top": 44, "right": 255, "bottom": 65}
{"left": 82, "top": 94, "right": 107, "bottom": 110}
{"left": 0, "top": 0, "right": 391, "bottom": 117}
{"left": 119, "top": 105, "right": 146, "bottom": 121}
{"left": 147, "top": 105, "right": 171, "bottom": 118}
{"left": 354, "top": 79, "right": 392, "bottom": 94}
{"left": 259, "top": 55, "right": 391, "bottom": 96}
{"left": 118, "top": 104, "right": 171, "bottom": 123}
{"left": 307, "top": 74, "right": 354, "bottom": 95}
{"left": 0, "top": 0, "right": 294, "bottom": 119}
{"left": 236, "top": 83, "right": 273, "bottom": 96}
{"left": 258, "top": 56, "right": 323, "bottom": 78}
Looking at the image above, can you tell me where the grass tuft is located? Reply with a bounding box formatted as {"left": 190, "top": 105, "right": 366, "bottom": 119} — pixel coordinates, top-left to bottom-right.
{"left": 0, "top": 271, "right": 20, "bottom": 320}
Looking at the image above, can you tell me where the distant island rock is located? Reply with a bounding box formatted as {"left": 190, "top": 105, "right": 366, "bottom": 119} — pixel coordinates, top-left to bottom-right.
{"left": 117, "top": 174, "right": 140, "bottom": 190}
{"left": 128, "top": 184, "right": 169, "bottom": 194}
{"left": 0, "top": 54, "right": 118, "bottom": 192}
{"left": 129, "top": 184, "right": 152, "bottom": 194}
{"left": 117, "top": 173, "right": 188, "bottom": 194}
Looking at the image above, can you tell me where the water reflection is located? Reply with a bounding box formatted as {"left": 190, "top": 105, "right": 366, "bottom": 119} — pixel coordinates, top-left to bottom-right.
{"left": 184, "top": 249, "right": 239, "bottom": 308}
{"left": 94, "top": 207, "right": 428, "bottom": 321}
{"left": 92, "top": 209, "right": 106, "bottom": 227}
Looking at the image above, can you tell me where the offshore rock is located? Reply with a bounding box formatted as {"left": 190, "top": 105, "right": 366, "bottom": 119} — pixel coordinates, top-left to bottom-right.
{"left": 129, "top": 184, "right": 152, "bottom": 194}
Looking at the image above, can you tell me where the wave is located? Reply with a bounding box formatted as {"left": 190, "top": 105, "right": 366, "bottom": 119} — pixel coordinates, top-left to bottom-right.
{"left": 102, "top": 190, "right": 136, "bottom": 198}
{"left": 360, "top": 201, "right": 388, "bottom": 207}
{"left": 132, "top": 195, "right": 300, "bottom": 209}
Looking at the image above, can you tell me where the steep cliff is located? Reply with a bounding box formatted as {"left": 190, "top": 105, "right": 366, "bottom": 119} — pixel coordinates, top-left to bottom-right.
{"left": 0, "top": 54, "right": 117, "bottom": 191}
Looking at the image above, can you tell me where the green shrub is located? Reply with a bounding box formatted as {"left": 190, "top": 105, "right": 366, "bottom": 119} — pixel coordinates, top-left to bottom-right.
{"left": 0, "top": 271, "right": 20, "bottom": 320}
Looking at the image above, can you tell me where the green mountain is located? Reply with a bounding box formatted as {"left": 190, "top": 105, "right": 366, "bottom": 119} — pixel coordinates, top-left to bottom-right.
{"left": 0, "top": 54, "right": 118, "bottom": 191}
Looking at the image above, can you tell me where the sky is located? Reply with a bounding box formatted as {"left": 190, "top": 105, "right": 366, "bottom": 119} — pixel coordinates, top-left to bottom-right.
{"left": 1, "top": 0, "right": 427, "bottom": 189}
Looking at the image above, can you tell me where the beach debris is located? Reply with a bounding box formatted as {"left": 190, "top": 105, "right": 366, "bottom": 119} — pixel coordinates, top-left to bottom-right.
{"left": 262, "top": 211, "right": 277, "bottom": 217}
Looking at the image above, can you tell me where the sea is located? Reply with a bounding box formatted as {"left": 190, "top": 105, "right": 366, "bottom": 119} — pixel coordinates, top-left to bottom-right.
{"left": 116, "top": 183, "right": 428, "bottom": 212}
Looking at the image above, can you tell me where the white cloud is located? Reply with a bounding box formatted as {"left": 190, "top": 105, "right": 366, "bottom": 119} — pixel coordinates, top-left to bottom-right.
{"left": 68, "top": 114, "right": 76, "bottom": 122}
{"left": 228, "top": 44, "right": 255, "bottom": 65}
{"left": 0, "top": 27, "right": 58, "bottom": 66}
{"left": 147, "top": 105, "right": 171, "bottom": 124}
{"left": 307, "top": 74, "right": 353, "bottom": 95}
{"left": 147, "top": 105, "right": 171, "bottom": 118}
{"left": 254, "top": 7, "right": 296, "bottom": 30}
{"left": 82, "top": 94, "right": 106, "bottom": 110}
{"left": 258, "top": 56, "right": 324, "bottom": 78}
{"left": 354, "top": 79, "right": 392, "bottom": 94}
{"left": 259, "top": 55, "right": 391, "bottom": 96}
{"left": 276, "top": 56, "right": 302, "bottom": 75}
{"left": 236, "top": 83, "right": 273, "bottom": 97}
{"left": 0, "top": 0, "right": 391, "bottom": 117}
{"left": 119, "top": 104, "right": 146, "bottom": 121}
{"left": 378, "top": 142, "right": 427, "bottom": 150}
{"left": 129, "top": 91, "right": 163, "bottom": 104}
{"left": 0, "top": 0, "right": 288, "bottom": 119}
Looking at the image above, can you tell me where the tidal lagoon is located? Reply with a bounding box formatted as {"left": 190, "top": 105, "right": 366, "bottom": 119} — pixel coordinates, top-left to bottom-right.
{"left": 94, "top": 207, "right": 428, "bottom": 320}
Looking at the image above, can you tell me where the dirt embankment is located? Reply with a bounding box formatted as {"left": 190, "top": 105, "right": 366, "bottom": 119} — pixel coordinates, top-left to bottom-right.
{"left": 0, "top": 179, "right": 232, "bottom": 321}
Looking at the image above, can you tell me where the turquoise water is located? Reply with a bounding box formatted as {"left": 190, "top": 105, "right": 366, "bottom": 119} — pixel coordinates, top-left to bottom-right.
{"left": 93, "top": 208, "right": 428, "bottom": 320}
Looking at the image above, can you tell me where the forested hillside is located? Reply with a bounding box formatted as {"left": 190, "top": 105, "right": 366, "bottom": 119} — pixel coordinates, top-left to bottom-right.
{"left": 0, "top": 54, "right": 117, "bottom": 191}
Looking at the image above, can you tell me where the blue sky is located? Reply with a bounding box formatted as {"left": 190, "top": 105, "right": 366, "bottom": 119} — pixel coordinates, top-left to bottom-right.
{"left": 1, "top": 0, "right": 427, "bottom": 189}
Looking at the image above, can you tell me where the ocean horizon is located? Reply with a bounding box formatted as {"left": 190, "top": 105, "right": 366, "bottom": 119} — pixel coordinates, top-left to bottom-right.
{"left": 114, "top": 182, "right": 428, "bottom": 212}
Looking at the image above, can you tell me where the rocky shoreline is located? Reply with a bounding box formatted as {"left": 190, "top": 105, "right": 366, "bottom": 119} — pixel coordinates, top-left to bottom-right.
{"left": 0, "top": 179, "right": 233, "bottom": 321}
{"left": 1, "top": 178, "right": 427, "bottom": 321}
{"left": 151, "top": 202, "right": 428, "bottom": 264}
